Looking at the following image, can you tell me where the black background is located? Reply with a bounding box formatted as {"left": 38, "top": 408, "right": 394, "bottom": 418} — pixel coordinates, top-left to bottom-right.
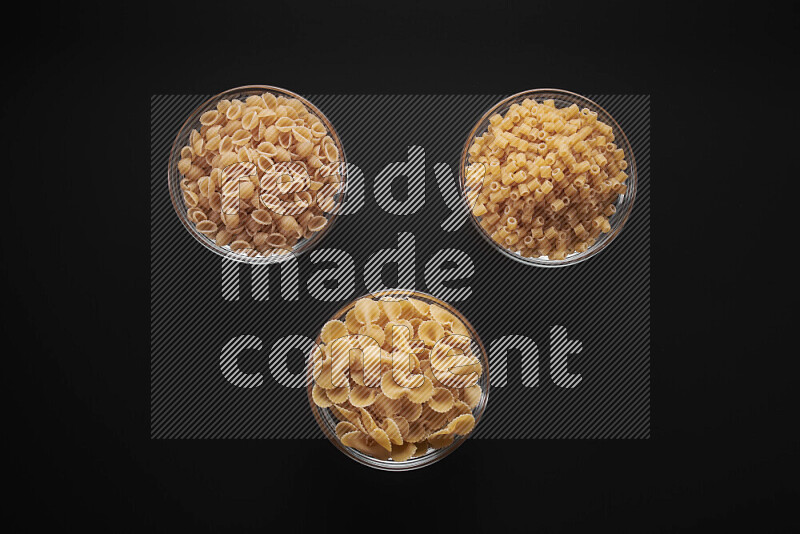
{"left": 4, "top": 1, "right": 795, "bottom": 532}
{"left": 150, "top": 92, "right": 651, "bottom": 440}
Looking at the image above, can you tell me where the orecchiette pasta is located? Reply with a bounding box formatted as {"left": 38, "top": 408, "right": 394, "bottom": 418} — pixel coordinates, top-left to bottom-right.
{"left": 177, "top": 91, "right": 343, "bottom": 257}
{"left": 310, "top": 295, "right": 484, "bottom": 462}
{"left": 465, "top": 98, "right": 629, "bottom": 259}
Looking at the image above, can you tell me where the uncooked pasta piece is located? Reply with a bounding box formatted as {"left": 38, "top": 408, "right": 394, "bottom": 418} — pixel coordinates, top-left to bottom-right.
{"left": 412, "top": 441, "right": 429, "bottom": 457}
{"left": 379, "top": 299, "right": 405, "bottom": 322}
{"left": 405, "top": 421, "right": 428, "bottom": 443}
{"left": 428, "top": 387, "right": 455, "bottom": 413}
{"left": 307, "top": 215, "right": 328, "bottom": 232}
{"left": 380, "top": 368, "right": 431, "bottom": 402}
{"left": 359, "top": 408, "right": 379, "bottom": 435}
{"left": 200, "top": 110, "right": 220, "bottom": 126}
{"left": 447, "top": 401, "right": 472, "bottom": 420}
{"left": 390, "top": 442, "right": 416, "bottom": 462}
{"left": 384, "top": 320, "right": 414, "bottom": 350}
{"left": 197, "top": 175, "right": 214, "bottom": 197}
{"left": 312, "top": 358, "right": 335, "bottom": 390}
{"left": 276, "top": 215, "right": 302, "bottom": 238}
{"left": 448, "top": 413, "right": 476, "bottom": 435}
{"left": 427, "top": 431, "right": 455, "bottom": 450}
{"left": 429, "top": 304, "right": 457, "bottom": 328}
{"left": 186, "top": 207, "right": 206, "bottom": 223}
{"left": 404, "top": 375, "right": 434, "bottom": 404}
{"left": 344, "top": 309, "right": 361, "bottom": 333}
{"left": 295, "top": 140, "right": 314, "bottom": 158}
{"left": 419, "top": 404, "right": 451, "bottom": 431}
{"left": 382, "top": 418, "right": 404, "bottom": 446}
{"left": 351, "top": 345, "right": 382, "bottom": 387}
{"left": 231, "top": 129, "right": 252, "bottom": 146}
{"left": 380, "top": 370, "right": 407, "bottom": 400}
{"left": 418, "top": 320, "right": 445, "bottom": 346}
{"left": 195, "top": 220, "right": 217, "bottom": 236}
{"left": 251, "top": 209, "right": 272, "bottom": 226}
{"left": 323, "top": 139, "right": 339, "bottom": 162}
{"left": 449, "top": 317, "right": 470, "bottom": 336}
{"left": 460, "top": 385, "right": 482, "bottom": 409}
{"left": 370, "top": 428, "right": 392, "bottom": 451}
{"left": 215, "top": 230, "right": 233, "bottom": 247}
{"left": 353, "top": 298, "right": 381, "bottom": 324}
{"left": 312, "top": 384, "right": 333, "bottom": 408}
{"left": 225, "top": 101, "right": 243, "bottom": 120}
{"left": 393, "top": 416, "right": 411, "bottom": 439}
{"left": 274, "top": 116, "right": 294, "bottom": 132}
{"left": 292, "top": 126, "right": 312, "bottom": 144}
{"left": 320, "top": 320, "right": 348, "bottom": 344}
{"left": 340, "top": 431, "right": 390, "bottom": 460}
{"left": 386, "top": 397, "right": 423, "bottom": 423}
{"left": 400, "top": 401, "right": 423, "bottom": 423}
{"left": 349, "top": 384, "right": 377, "bottom": 407}
{"left": 331, "top": 404, "right": 354, "bottom": 422}
{"left": 183, "top": 190, "right": 199, "bottom": 207}
{"left": 449, "top": 354, "right": 482, "bottom": 376}
{"left": 261, "top": 93, "right": 277, "bottom": 109}
{"left": 358, "top": 323, "right": 385, "bottom": 348}
{"left": 311, "top": 121, "right": 326, "bottom": 138}
{"left": 335, "top": 421, "right": 357, "bottom": 439}
{"left": 425, "top": 414, "right": 476, "bottom": 450}
{"left": 409, "top": 318, "right": 423, "bottom": 335}
{"left": 326, "top": 386, "right": 350, "bottom": 405}
{"left": 229, "top": 239, "right": 253, "bottom": 252}
{"left": 252, "top": 232, "right": 270, "bottom": 248}
{"left": 265, "top": 233, "right": 286, "bottom": 247}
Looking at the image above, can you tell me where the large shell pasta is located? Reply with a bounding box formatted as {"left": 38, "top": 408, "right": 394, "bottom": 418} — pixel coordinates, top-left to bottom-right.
{"left": 176, "top": 90, "right": 343, "bottom": 258}
{"left": 309, "top": 294, "right": 485, "bottom": 463}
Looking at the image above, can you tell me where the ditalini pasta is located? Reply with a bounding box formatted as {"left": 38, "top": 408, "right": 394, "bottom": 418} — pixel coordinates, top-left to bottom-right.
{"left": 177, "top": 92, "right": 343, "bottom": 257}
{"left": 465, "top": 98, "right": 629, "bottom": 260}
{"left": 310, "top": 296, "right": 483, "bottom": 462}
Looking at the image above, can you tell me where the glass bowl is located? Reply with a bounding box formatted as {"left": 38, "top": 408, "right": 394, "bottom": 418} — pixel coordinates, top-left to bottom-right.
{"left": 307, "top": 289, "right": 490, "bottom": 471}
{"left": 167, "top": 85, "right": 347, "bottom": 264}
{"left": 460, "top": 89, "right": 637, "bottom": 267}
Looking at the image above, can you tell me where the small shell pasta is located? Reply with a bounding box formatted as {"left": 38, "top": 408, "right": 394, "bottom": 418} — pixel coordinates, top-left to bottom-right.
{"left": 307, "top": 215, "right": 328, "bottom": 232}
{"left": 195, "top": 220, "right": 217, "bottom": 236}
{"left": 176, "top": 90, "right": 342, "bottom": 258}
{"left": 200, "top": 110, "right": 220, "bottom": 126}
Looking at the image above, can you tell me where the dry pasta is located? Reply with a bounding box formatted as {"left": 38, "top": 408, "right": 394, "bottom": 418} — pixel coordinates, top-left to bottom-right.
{"left": 465, "top": 98, "right": 629, "bottom": 260}
{"left": 310, "top": 295, "right": 483, "bottom": 461}
{"left": 177, "top": 92, "right": 343, "bottom": 257}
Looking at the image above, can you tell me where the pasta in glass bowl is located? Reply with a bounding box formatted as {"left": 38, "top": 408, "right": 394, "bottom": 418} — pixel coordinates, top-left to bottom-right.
{"left": 167, "top": 85, "right": 346, "bottom": 264}
{"left": 460, "top": 89, "right": 637, "bottom": 267}
{"left": 307, "top": 290, "right": 489, "bottom": 471}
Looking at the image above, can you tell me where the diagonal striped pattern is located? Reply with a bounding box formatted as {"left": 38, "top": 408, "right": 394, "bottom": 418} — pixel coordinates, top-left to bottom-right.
{"left": 151, "top": 94, "right": 650, "bottom": 439}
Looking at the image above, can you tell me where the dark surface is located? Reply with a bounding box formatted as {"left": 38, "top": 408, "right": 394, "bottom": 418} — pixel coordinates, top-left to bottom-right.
{"left": 150, "top": 93, "right": 650, "bottom": 440}
{"left": 3, "top": 1, "right": 795, "bottom": 532}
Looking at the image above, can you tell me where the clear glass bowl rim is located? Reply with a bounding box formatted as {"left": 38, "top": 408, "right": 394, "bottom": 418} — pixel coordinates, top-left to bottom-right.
{"left": 166, "top": 85, "right": 347, "bottom": 265}
{"left": 306, "top": 289, "right": 490, "bottom": 471}
{"left": 459, "top": 88, "right": 638, "bottom": 268}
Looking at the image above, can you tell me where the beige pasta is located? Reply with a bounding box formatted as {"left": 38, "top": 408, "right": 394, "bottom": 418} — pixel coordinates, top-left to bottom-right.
{"left": 310, "top": 295, "right": 483, "bottom": 462}
{"left": 465, "top": 97, "right": 628, "bottom": 259}
{"left": 177, "top": 91, "right": 342, "bottom": 257}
